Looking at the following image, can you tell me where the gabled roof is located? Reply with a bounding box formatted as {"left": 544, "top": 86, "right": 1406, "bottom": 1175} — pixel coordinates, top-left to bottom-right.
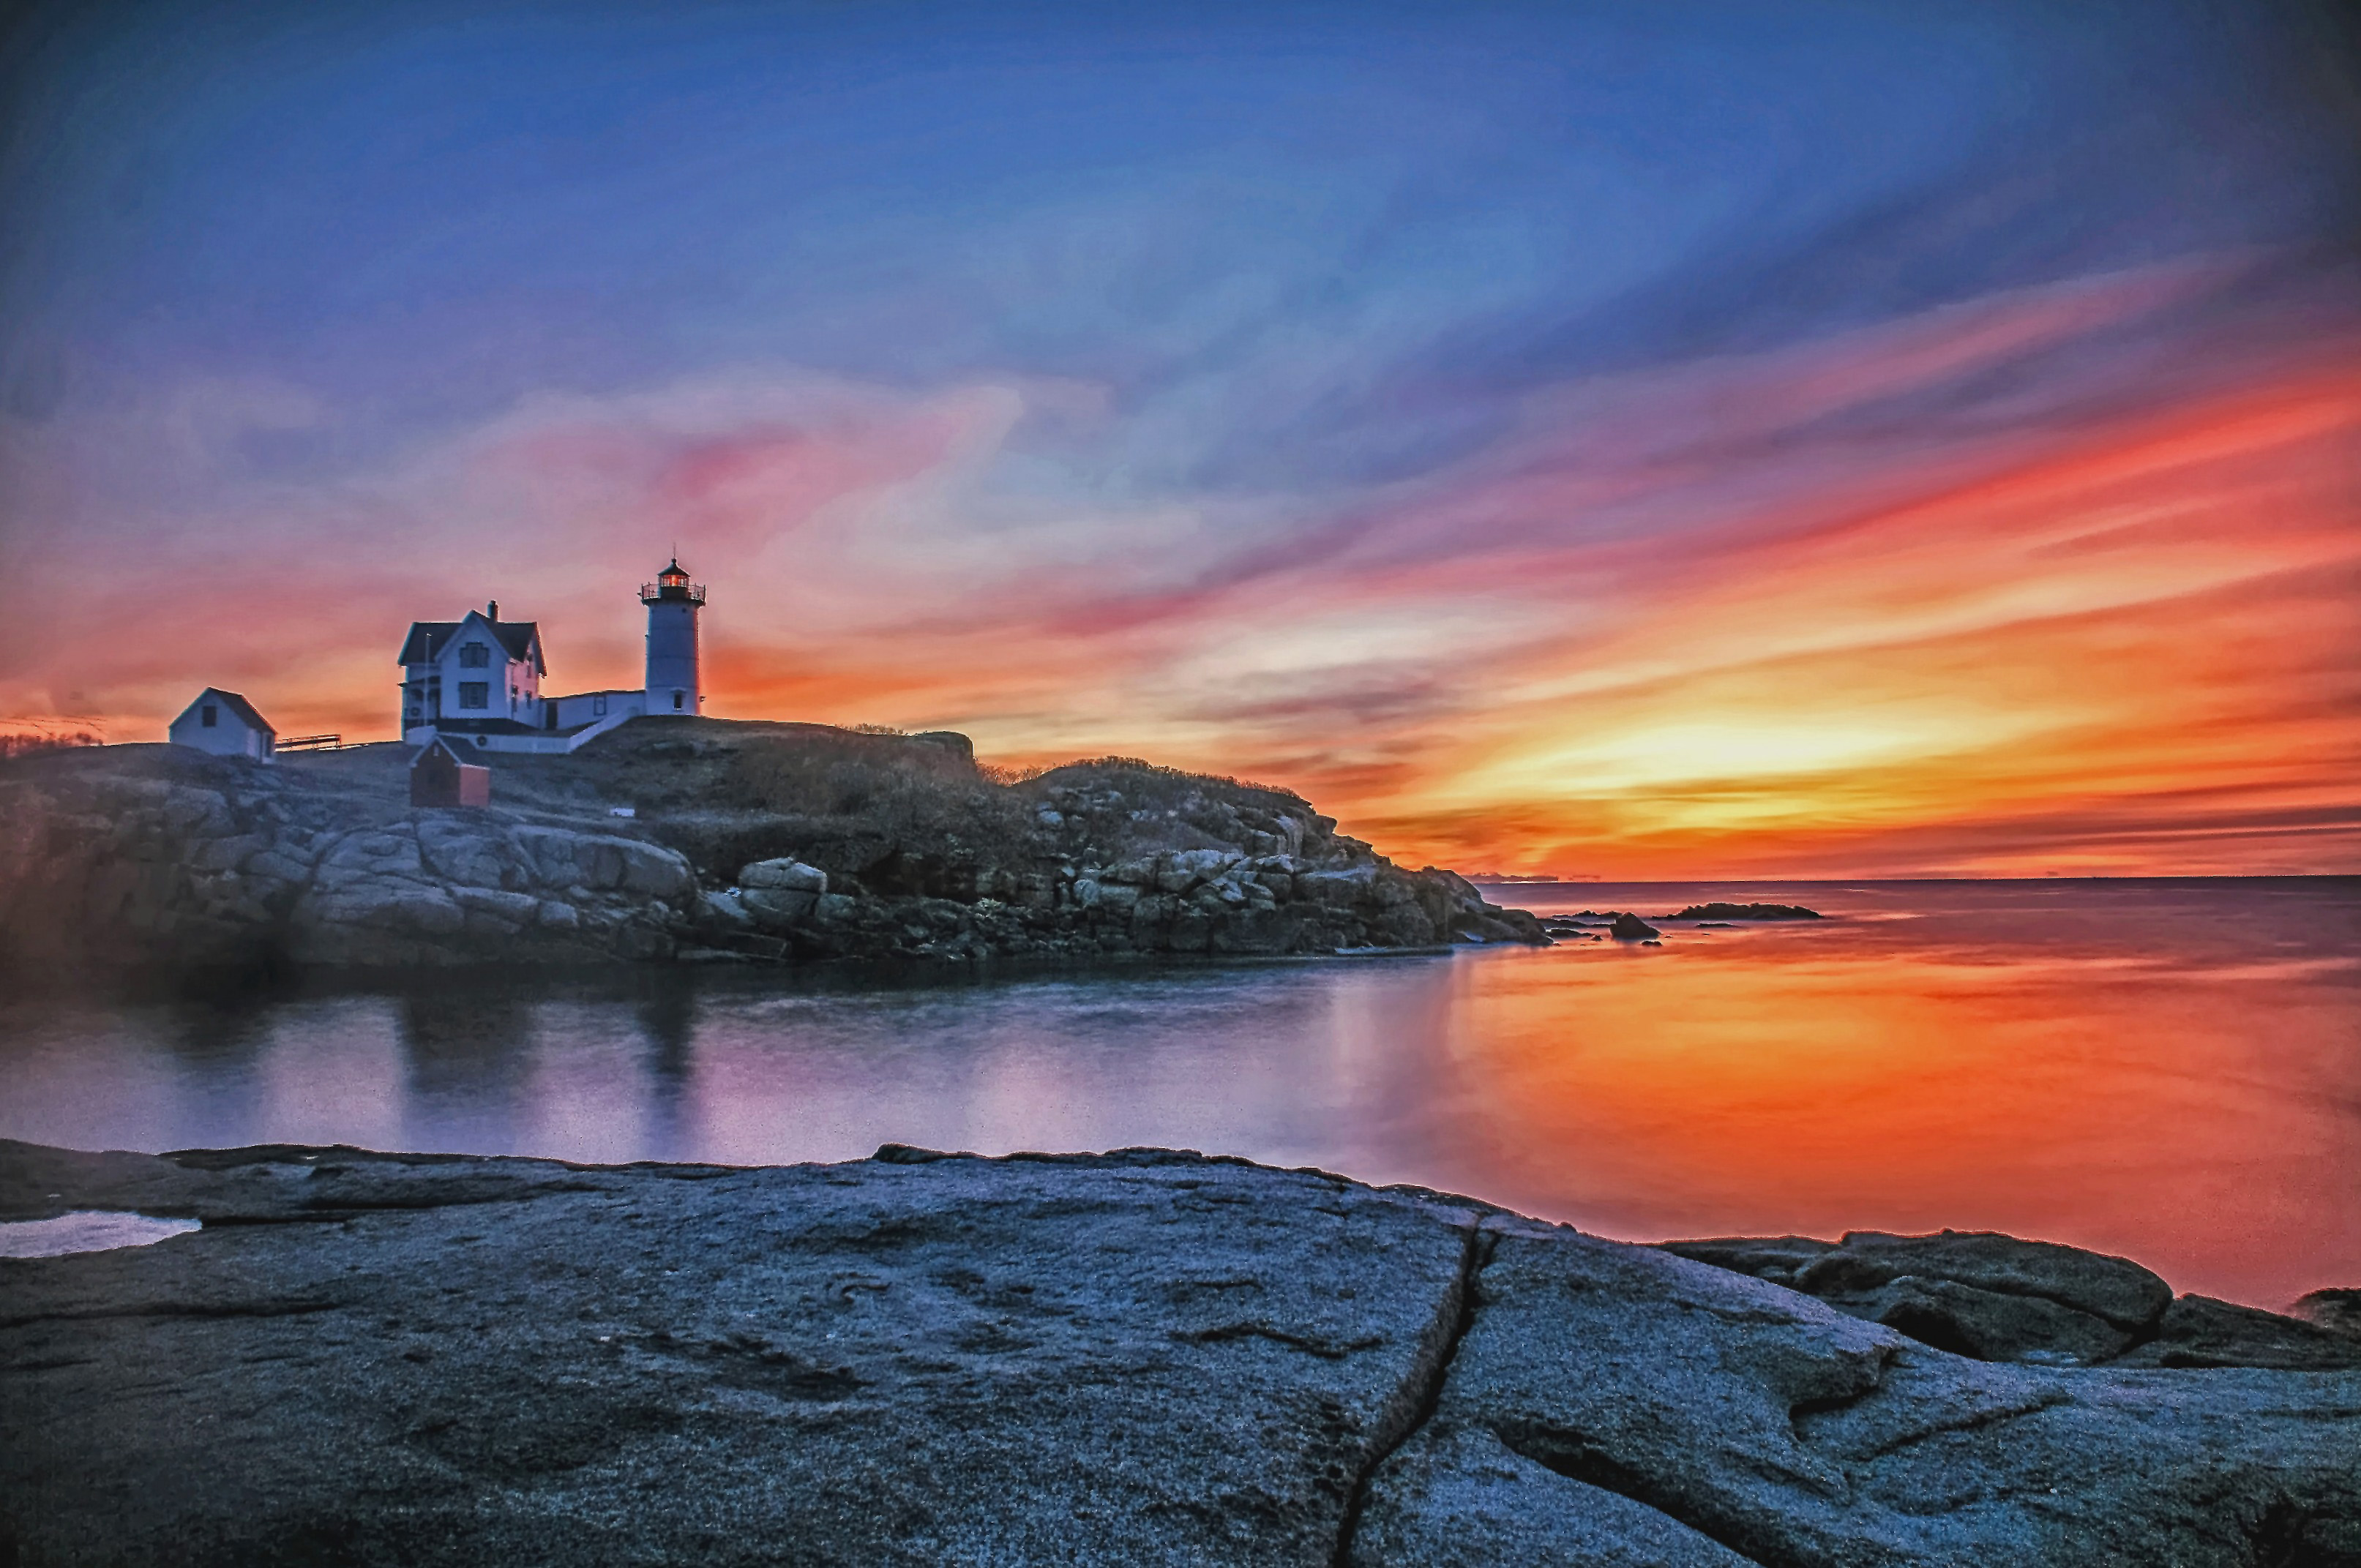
{"left": 410, "top": 735, "right": 489, "bottom": 769}
{"left": 177, "top": 688, "right": 275, "bottom": 736}
{"left": 397, "top": 612, "right": 544, "bottom": 675}
{"left": 397, "top": 622, "right": 457, "bottom": 664}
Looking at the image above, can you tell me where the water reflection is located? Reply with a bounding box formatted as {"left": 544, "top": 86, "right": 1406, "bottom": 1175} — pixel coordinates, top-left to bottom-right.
{"left": 0, "top": 879, "right": 2352, "bottom": 1308}
{"left": 0, "top": 1212, "right": 203, "bottom": 1258}
{"left": 399, "top": 990, "right": 534, "bottom": 1149}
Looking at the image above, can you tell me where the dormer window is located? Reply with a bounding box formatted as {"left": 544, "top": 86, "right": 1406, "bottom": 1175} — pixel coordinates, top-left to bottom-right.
{"left": 460, "top": 642, "right": 490, "bottom": 668}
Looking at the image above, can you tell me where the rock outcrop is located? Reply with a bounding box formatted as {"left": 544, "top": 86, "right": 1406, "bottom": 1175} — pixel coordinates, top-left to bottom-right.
{"left": 0, "top": 748, "right": 697, "bottom": 972}
{"left": 1663, "top": 1229, "right": 2361, "bottom": 1372}
{"left": 0, "top": 728, "right": 1545, "bottom": 975}
{"left": 1, "top": 1139, "right": 2355, "bottom": 1567}
{"left": 2298, "top": 1288, "right": 2361, "bottom": 1340}
{"left": 697, "top": 844, "right": 1534, "bottom": 964}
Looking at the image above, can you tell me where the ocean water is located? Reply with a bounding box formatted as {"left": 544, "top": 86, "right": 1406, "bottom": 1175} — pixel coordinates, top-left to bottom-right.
{"left": 2, "top": 877, "right": 2353, "bottom": 1308}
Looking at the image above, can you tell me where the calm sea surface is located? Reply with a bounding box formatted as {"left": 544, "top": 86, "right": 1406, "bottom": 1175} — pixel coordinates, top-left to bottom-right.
{"left": 4, "top": 879, "right": 2354, "bottom": 1308}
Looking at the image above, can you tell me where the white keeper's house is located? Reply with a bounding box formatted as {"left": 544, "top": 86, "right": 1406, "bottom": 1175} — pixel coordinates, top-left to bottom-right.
{"left": 399, "top": 557, "right": 706, "bottom": 755}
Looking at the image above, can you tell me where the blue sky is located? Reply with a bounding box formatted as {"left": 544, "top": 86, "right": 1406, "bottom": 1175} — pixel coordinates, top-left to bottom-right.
{"left": 10, "top": 1, "right": 2341, "bottom": 471}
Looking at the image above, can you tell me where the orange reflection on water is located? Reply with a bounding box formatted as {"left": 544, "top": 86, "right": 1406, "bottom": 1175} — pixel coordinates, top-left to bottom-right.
{"left": 1420, "top": 883, "right": 2359, "bottom": 1308}
{"left": 1, "top": 879, "right": 2349, "bottom": 1311}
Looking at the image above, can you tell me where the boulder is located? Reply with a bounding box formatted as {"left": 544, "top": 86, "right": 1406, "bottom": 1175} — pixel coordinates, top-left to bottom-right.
{"left": 1853, "top": 1275, "right": 2138, "bottom": 1365}
{"left": 697, "top": 889, "right": 754, "bottom": 927}
{"left": 1298, "top": 866, "right": 1380, "bottom": 907}
{"left": 740, "top": 888, "right": 818, "bottom": 925}
{"left": 1609, "top": 912, "right": 1661, "bottom": 940}
{"left": 2117, "top": 1294, "right": 2361, "bottom": 1371}
{"left": 1159, "top": 847, "right": 1245, "bottom": 894}
{"left": 1661, "top": 1230, "right": 2361, "bottom": 1372}
{"left": 2294, "top": 1288, "right": 2361, "bottom": 1340}
{"left": 738, "top": 857, "right": 828, "bottom": 894}
{"left": 1210, "top": 906, "right": 1307, "bottom": 956}
{"left": 1786, "top": 1230, "right": 2172, "bottom": 1331}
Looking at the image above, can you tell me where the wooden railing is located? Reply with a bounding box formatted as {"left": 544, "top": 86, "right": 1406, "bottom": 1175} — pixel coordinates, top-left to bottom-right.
{"left": 277, "top": 734, "right": 344, "bottom": 751}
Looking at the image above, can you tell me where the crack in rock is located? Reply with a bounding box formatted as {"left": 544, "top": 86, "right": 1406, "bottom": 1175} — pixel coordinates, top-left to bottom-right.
{"left": 1847, "top": 1389, "right": 2073, "bottom": 1461}
{"left": 1486, "top": 1422, "right": 1795, "bottom": 1568}
{"left": 1172, "top": 1324, "right": 1386, "bottom": 1359}
{"left": 1330, "top": 1218, "right": 1496, "bottom": 1568}
{"left": 1, "top": 1297, "right": 343, "bottom": 1329}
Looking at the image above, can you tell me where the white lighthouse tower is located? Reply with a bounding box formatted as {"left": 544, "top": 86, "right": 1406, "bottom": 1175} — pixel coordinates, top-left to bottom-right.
{"left": 640, "top": 557, "right": 704, "bottom": 716}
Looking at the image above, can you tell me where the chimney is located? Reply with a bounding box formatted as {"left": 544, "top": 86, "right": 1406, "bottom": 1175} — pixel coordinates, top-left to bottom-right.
{"left": 487, "top": 600, "right": 498, "bottom": 620}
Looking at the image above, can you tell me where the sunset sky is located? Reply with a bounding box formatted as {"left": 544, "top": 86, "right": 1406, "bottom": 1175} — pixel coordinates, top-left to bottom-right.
{"left": 1, "top": 0, "right": 2355, "bottom": 877}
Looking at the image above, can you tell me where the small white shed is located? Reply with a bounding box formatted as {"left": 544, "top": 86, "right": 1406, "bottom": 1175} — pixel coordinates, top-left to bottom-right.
{"left": 167, "top": 689, "right": 276, "bottom": 762}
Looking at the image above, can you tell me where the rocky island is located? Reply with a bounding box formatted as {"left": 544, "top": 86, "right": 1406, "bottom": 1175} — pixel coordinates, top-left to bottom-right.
{"left": 0, "top": 720, "right": 1545, "bottom": 980}
{"left": 2, "top": 1138, "right": 2356, "bottom": 1566}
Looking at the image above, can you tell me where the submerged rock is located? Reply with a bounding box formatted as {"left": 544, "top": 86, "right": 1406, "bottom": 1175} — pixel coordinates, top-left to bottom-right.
{"left": 1609, "top": 912, "right": 1661, "bottom": 940}
{"left": 1667, "top": 903, "right": 1822, "bottom": 920}
{"left": 2, "top": 1139, "right": 2355, "bottom": 1567}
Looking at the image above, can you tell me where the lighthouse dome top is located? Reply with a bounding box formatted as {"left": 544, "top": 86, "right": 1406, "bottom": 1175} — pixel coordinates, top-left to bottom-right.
{"left": 641, "top": 558, "right": 705, "bottom": 604}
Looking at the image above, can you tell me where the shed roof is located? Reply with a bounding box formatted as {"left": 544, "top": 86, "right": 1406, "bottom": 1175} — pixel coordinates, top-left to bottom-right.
{"left": 179, "top": 689, "right": 275, "bottom": 736}
{"left": 410, "top": 735, "right": 490, "bottom": 770}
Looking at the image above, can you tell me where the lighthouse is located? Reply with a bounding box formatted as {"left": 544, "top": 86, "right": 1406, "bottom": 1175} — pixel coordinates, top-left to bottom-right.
{"left": 640, "top": 557, "right": 704, "bottom": 716}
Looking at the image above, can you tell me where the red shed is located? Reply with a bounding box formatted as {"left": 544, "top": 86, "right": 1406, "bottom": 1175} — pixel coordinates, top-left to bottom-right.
{"left": 410, "top": 736, "right": 491, "bottom": 808}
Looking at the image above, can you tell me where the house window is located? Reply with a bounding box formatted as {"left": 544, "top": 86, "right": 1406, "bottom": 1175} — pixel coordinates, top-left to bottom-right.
{"left": 459, "top": 643, "right": 490, "bottom": 668}
{"left": 201, "top": 705, "right": 218, "bottom": 727}
{"left": 593, "top": 693, "right": 607, "bottom": 716}
{"left": 672, "top": 691, "right": 684, "bottom": 710}
{"left": 459, "top": 683, "right": 489, "bottom": 710}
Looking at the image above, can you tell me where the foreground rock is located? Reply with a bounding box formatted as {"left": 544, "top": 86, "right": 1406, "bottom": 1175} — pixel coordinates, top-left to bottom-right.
{"left": 0, "top": 726, "right": 1544, "bottom": 975}
{"left": 3, "top": 1141, "right": 2356, "bottom": 1567}
{"left": 1664, "top": 1229, "right": 2361, "bottom": 1371}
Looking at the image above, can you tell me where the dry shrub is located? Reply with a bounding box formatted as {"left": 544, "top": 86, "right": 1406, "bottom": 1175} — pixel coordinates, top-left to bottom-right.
{"left": 1025, "top": 757, "right": 1311, "bottom": 812}
{"left": 721, "top": 730, "right": 1033, "bottom": 857}
{"left": 0, "top": 719, "right": 105, "bottom": 759}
